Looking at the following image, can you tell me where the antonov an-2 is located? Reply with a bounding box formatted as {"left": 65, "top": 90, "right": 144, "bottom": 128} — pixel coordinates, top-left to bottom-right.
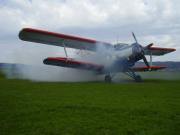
{"left": 19, "top": 28, "right": 176, "bottom": 82}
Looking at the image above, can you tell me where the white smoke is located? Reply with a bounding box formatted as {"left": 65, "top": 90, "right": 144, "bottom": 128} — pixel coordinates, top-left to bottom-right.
{"left": 1, "top": 39, "right": 137, "bottom": 82}
{"left": 0, "top": 39, "right": 120, "bottom": 82}
{"left": 76, "top": 43, "right": 115, "bottom": 67}
{"left": 2, "top": 64, "right": 99, "bottom": 82}
{"left": 2, "top": 42, "right": 176, "bottom": 82}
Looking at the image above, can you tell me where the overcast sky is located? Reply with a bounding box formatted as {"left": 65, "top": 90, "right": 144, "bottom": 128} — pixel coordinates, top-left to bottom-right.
{"left": 0, "top": 0, "right": 180, "bottom": 64}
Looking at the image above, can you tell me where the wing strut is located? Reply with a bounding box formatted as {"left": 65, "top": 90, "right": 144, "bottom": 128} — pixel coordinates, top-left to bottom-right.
{"left": 62, "top": 40, "right": 68, "bottom": 60}
{"left": 150, "top": 51, "right": 152, "bottom": 66}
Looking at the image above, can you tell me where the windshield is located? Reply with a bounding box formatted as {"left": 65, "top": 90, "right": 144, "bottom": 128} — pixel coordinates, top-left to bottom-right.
{"left": 114, "top": 43, "right": 130, "bottom": 50}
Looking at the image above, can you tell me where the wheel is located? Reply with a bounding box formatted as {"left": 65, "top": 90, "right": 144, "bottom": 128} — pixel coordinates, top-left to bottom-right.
{"left": 135, "top": 75, "right": 142, "bottom": 82}
{"left": 105, "top": 75, "right": 112, "bottom": 83}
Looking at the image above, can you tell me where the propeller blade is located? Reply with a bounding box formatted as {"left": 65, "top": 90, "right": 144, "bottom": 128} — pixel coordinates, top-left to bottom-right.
{"left": 142, "top": 55, "right": 150, "bottom": 67}
{"left": 132, "top": 32, "right": 138, "bottom": 43}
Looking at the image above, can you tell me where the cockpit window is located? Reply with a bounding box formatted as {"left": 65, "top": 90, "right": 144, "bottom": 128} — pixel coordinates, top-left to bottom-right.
{"left": 114, "top": 43, "right": 129, "bottom": 50}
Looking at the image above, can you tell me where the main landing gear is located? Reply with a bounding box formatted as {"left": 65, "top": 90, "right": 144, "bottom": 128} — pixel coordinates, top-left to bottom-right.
{"left": 124, "top": 69, "right": 142, "bottom": 82}
{"left": 104, "top": 69, "right": 142, "bottom": 83}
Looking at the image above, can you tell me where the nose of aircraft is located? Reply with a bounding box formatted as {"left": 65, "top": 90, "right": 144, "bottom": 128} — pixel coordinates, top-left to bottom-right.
{"left": 132, "top": 43, "right": 143, "bottom": 55}
{"left": 131, "top": 32, "right": 150, "bottom": 67}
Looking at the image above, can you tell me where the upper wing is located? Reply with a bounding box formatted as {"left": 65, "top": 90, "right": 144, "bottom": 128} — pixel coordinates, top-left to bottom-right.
{"left": 132, "top": 66, "right": 166, "bottom": 72}
{"left": 145, "top": 46, "right": 176, "bottom": 56}
{"left": 19, "top": 28, "right": 112, "bottom": 51}
{"left": 43, "top": 57, "right": 104, "bottom": 72}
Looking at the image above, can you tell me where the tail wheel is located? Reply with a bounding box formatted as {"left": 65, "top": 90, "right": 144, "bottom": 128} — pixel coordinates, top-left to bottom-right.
{"left": 105, "top": 75, "right": 112, "bottom": 83}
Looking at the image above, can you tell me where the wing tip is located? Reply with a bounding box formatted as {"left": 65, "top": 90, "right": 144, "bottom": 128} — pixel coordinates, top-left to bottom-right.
{"left": 18, "top": 29, "right": 24, "bottom": 40}
{"left": 18, "top": 28, "right": 30, "bottom": 41}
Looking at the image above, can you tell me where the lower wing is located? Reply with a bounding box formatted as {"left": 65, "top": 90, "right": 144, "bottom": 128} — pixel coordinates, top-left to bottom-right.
{"left": 43, "top": 57, "right": 104, "bottom": 72}
{"left": 131, "top": 66, "right": 166, "bottom": 72}
{"left": 43, "top": 57, "right": 166, "bottom": 73}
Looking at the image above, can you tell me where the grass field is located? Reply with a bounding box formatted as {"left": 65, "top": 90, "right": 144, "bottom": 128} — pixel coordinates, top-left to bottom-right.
{"left": 0, "top": 73, "right": 180, "bottom": 135}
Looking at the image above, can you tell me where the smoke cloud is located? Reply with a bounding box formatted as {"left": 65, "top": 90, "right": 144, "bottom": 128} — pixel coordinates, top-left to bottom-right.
{"left": 1, "top": 42, "right": 115, "bottom": 82}
{"left": 2, "top": 42, "right": 177, "bottom": 82}
{"left": 2, "top": 64, "right": 100, "bottom": 82}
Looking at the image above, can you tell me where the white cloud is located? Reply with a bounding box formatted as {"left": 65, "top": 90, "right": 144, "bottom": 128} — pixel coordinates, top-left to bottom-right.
{"left": 0, "top": 0, "right": 180, "bottom": 62}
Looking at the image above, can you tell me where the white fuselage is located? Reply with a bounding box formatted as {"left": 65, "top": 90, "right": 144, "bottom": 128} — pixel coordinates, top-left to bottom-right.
{"left": 109, "top": 44, "right": 133, "bottom": 61}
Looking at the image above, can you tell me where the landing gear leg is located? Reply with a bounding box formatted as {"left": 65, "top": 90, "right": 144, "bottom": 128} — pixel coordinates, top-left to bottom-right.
{"left": 124, "top": 69, "right": 142, "bottom": 82}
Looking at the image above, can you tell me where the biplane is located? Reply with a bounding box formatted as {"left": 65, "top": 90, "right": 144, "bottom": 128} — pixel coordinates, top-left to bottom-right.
{"left": 19, "top": 28, "right": 176, "bottom": 82}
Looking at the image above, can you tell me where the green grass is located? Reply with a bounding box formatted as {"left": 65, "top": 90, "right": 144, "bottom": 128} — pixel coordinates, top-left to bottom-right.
{"left": 0, "top": 73, "right": 180, "bottom": 135}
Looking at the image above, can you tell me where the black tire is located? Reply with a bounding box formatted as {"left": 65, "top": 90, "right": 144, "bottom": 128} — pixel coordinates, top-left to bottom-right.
{"left": 105, "top": 75, "right": 112, "bottom": 83}
{"left": 135, "top": 75, "right": 142, "bottom": 82}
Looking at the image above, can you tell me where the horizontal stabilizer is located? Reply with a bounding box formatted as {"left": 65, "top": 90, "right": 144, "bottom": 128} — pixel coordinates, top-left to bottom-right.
{"left": 43, "top": 57, "right": 104, "bottom": 72}
{"left": 132, "top": 66, "right": 166, "bottom": 72}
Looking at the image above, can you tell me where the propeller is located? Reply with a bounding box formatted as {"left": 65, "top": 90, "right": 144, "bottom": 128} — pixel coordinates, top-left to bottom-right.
{"left": 142, "top": 55, "right": 149, "bottom": 67}
{"left": 132, "top": 32, "right": 138, "bottom": 43}
{"left": 132, "top": 32, "right": 151, "bottom": 67}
